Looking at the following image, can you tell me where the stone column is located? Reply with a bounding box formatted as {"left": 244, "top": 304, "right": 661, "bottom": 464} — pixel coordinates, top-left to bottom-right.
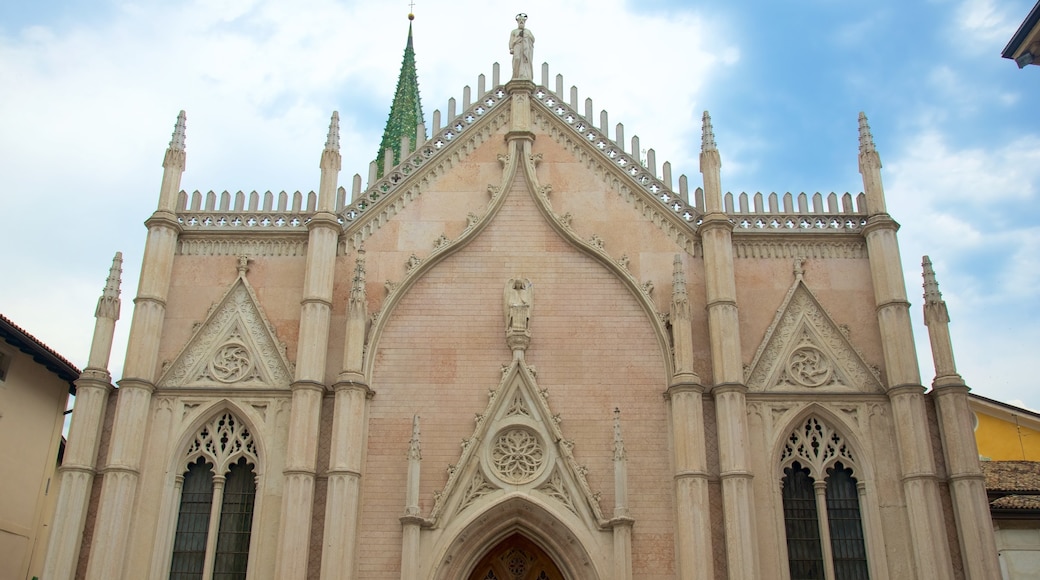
{"left": 610, "top": 409, "right": 634, "bottom": 580}
{"left": 275, "top": 112, "right": 342, "bottom": 580}
{"left": 666, "top": 254, "right": 714, "bottom": 580}
{"left": 43, "top": 253, "right": 122, "bottom": 580}
{"left": 85, "top": 113, "right": 185, "bottom": 580}
{"left": 320, "top": 248, "right": 373, "bottom": 580}
{"left": 858, "top": 114, "right": 953, "bottom": 579}
{"left": 922, "top": 257, "right": 1001, "bottom": 579}
{"left": 399, "top": 416, "right": 423, "bottom": 580}
{"left": 813, "top": 482, "right": 837, "bottom": 580}
{"left": 699, "top": 112, "right": 758, "bottom": 580}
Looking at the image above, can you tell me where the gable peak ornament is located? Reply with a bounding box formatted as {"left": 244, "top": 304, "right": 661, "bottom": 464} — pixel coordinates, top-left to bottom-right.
{"left": 509, "top": 13, "right": 535, "bottom": 81}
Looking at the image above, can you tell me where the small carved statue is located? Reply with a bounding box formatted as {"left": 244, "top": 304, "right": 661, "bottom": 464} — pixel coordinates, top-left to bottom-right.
{"left": 509, "top": 13, "right": 535, "bottom": 81}
{"left": 504, "top": 278, "right": 533, "bottom": 333}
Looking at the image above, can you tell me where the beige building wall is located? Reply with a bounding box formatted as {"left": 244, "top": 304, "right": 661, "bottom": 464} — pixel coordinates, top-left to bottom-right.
{"left": 0, "top": 332, "right": 72, "bottom": 580}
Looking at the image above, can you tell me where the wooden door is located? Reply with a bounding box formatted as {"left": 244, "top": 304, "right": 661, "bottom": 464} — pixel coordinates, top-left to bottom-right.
{"left": 467, "top": 533, "right": 566, "bottom": 580}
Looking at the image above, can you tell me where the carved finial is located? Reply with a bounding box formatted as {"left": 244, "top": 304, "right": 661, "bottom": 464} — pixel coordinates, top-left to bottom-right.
{"left": 793, "top": 258, "right": 805, "bottom": 281}
{"left": 922, "top": 255, "right": 943, "bottom": 304}
{"left": 671, "top": 254, "right": 689, "bottom": 320}
{"left": 701, "top": 111, "right": 716, "bottom": 152}
{"left": 237, "top": 255, "right": 251, "bottom": 277}
{"left": 858, "top": 112, "right": 875, "bottom": 156}
{"left": 613, "top": 407, "right": 626, "bottom": 461}
{"left": 325, "top": 111, "right": 340, "bottom": 152}
{"left": 350, "top": 249, "right": 367, "bottom": 306}
{"left": 170, "top": 110, "right": 187, "bottom": 151}
{"left": 408, "top": 414, "right": 422, "bottom": 461}
{"left": 95, "top": 251, "right": 123, "bottom": 320}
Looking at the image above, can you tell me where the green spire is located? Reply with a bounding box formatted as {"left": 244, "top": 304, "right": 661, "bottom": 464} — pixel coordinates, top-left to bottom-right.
{"left": 375, "top": 16, "right": 425, "bottom": 178}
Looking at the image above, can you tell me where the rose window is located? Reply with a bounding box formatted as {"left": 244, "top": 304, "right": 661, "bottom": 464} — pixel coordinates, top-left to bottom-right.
{"left": 491, "top": 429, "right": 544, "bottom": 484}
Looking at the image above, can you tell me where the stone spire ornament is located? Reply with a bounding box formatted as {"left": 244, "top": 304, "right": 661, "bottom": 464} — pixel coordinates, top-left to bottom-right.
{"left": 699, "top": 111, "right": 723, "bottom": 213}
{"left": 857, "top": 112, "right": 887, "bottom": 215}
{"left": 376, "top": 15, "right": 426, "bottom": 178}
{"left": 325, "top": 111, "right": 340, "bottom": 153}
{"left": 170, "top": 110, "right": 187, "bottom": 152}
{"left": 96, "top": 252, "right": 123, "bottom": 320}
{"left": 509, "top": 13, "right": 535, "bottom": 81}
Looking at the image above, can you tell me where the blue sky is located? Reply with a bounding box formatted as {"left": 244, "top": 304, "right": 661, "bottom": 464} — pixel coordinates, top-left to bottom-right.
{"left": 1, "top": 0, "right": 1038, "bottom": 409}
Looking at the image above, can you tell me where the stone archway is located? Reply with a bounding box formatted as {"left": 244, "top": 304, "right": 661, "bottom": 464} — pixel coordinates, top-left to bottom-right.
{"left": 467, "top": 533, "right": 565, "bottom": 580}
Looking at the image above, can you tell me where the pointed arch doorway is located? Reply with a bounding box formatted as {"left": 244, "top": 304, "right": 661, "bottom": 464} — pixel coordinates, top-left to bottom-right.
{"left": 467, "top": 533, "right": 566, "bottom": 580}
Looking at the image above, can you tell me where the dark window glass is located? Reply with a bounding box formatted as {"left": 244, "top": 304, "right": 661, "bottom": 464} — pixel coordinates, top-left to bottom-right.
{"left": 213, "top": 457, "right": 257, "bottom": 580}
{"left": 170, "top": 458, "right": 214, "bottom": 580}
{"left": 782, "top": 462, "right": 825, "bottom": 580}
{"left": 826, "top": 463, "right": 869, "bottom": 579}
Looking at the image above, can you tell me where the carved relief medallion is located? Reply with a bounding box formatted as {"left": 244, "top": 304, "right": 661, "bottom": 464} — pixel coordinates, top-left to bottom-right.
{"left": 787, "top": 346, "right": 832, "bottom": 387}
{"left": 210, "top": 343, "right": 254, "bottom": 383}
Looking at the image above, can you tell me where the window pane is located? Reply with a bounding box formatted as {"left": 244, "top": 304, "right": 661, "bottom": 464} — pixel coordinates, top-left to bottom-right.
{"left": 170, "top": 458, "right": 214, "bottom": 580}
{"left": 826, "top": 462, "right": 869, "bottom": 579}
{"left": 213, "top": 457, "right": 257, "bottom": 580}
{"left": 782, "top": 462, "right": 825, "bottom": 579}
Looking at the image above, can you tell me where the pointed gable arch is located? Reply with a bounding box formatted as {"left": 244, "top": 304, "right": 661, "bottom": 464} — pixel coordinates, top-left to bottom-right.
{"left": 746, "top": 272, "right": 883, "bottom": 394}
{"left": 431, "top": 495, "right": 605, "bottom": 580}
{"left": 427, "top": 359, "right": 607, "bottom": 530}
{"left": 157, "top": 273, "right": 292, "bottom": 390}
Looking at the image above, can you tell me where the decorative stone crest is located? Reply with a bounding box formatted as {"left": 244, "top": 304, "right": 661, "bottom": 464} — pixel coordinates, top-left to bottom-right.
{"left": 779, "top": 416, "right": 856, "bottom": 477}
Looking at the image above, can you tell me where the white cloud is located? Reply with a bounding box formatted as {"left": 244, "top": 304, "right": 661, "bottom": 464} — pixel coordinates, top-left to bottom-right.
{"left": 953, "top": 0, "right": 1021, "bottom": 53}
{"left": 886, "top": 128, "right": 1040, "bottom": 405}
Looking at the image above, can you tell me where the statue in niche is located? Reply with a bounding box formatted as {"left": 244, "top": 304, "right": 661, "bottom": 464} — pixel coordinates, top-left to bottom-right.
{"left": 509, "top": 13, "right": 535, "bottom": 81}
{"left": 505, "top": 278, "right": 533, "bottom": 333}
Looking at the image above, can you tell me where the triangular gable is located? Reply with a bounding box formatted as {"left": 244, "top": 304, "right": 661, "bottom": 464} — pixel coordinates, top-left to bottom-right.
{"left": 746, "top": 273, "right": 882, "bottom": 393}
{"left": 428, "top": 359, "right": 607, "bottom": 530}
{"left": 340, "top": 80, "right": 700, "bottom": 251}
{"left": 158, "top": 273, "right": 293, "bottom": 389}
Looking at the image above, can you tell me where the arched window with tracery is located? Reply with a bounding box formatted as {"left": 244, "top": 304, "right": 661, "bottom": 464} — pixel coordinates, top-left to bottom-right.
{"left": 170, "top": 412, "right": 259, "bottom": 580}
{"left": 779, "top": 416, "right": 869, "bottom": 580}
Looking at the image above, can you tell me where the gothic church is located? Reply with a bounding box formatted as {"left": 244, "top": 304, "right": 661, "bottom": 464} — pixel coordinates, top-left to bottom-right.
{"left": 44, "top": 14, "right": 1001, "bottom": 580}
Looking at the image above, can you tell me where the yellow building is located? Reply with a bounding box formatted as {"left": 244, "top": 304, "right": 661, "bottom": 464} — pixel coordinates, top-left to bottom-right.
{"left": 970, "top": 394, "right": 1040, "bottom": 579}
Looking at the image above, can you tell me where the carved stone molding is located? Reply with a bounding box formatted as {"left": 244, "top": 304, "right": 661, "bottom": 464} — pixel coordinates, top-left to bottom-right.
{"left": 531, "top": 109, "right": 700, "bottom": 257}
{"left": 177, "top": 236, "right": 308, "bottom": 257}
{"left": 732, "top": 239, "right": 867, "bottom": 259}
{"left": 343, "top": 104, "right": 511, "bottom": 247}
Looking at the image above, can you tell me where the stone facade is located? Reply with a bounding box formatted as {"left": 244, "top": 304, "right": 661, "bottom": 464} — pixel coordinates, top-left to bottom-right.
{"left": 44, "top": 22, "right": 1004, "bottom": 580}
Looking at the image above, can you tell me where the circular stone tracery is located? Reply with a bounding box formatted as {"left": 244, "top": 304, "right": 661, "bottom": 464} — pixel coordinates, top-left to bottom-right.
{"left": 787, "top": 346, "right": 832, "bottom": 387}
{"left": 491, "top": 428, "right": 545, "bottom": 484}
{"left": 210, "top": 343, "right": 253, "bottom": 383}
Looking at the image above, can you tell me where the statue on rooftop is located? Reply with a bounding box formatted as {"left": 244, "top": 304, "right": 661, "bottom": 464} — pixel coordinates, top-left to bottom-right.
{"left": 509, "top": 13, "right": 535, "bottom": 81}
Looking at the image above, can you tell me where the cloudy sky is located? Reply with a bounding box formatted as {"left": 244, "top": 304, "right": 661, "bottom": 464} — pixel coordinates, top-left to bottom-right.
{"left": 2, "top": 0, "right": 1038, "bottom": 410}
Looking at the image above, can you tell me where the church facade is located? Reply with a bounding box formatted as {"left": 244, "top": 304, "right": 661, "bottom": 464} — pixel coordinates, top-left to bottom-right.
{"left": 44, "top": 18, "right": 1002, "bottom": 580}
